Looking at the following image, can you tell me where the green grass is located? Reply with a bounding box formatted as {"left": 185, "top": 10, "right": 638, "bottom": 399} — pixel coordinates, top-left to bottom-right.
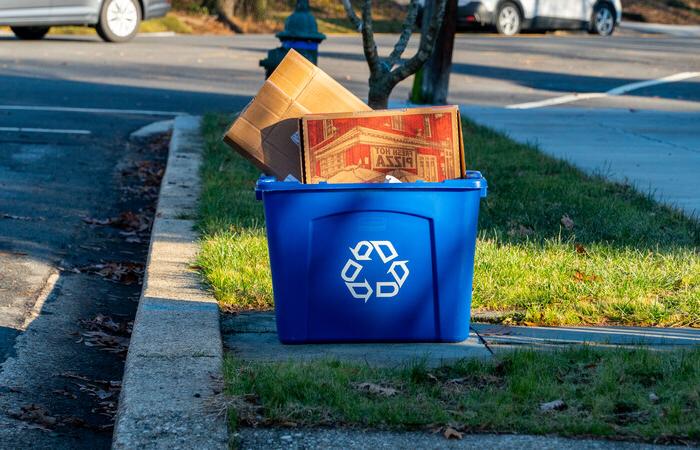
{"left": 224, "top": 347, "right": 700, "bottom": 443}
{"left": 197, "top": 113, "right": 700, "bottom": 326}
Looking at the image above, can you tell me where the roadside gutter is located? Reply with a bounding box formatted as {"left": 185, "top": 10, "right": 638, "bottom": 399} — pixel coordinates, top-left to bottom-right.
{"left": 112, "top": 115, "right": 228, "bottom": 449}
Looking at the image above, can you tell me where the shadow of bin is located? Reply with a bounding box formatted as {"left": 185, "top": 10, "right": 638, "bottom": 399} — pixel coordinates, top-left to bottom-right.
{"left": 255, "top": 171, "right": 488, "bottom": 343}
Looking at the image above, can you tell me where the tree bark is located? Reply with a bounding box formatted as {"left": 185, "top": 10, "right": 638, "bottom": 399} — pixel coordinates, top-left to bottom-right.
{"left": 344, "top": 0, "right": 447, "bottom": 109}
{"left": 368, "top": 79, "right": 392, "bottom": 109}
{"left": 215, "top": 0, "right": 244, "bottom": 33}
{"left": 412, "top": 0, "right": 457, "bottom": 104}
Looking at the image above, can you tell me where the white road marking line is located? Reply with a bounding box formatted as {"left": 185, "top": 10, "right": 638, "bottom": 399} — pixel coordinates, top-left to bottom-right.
{"left": 507, "top": 71, "right": 700, "bottom": 109}
{"left": 0, "top": 127, "right": 91, "bottom": 135}
{"left": 0, "top": 105, "right": 186, "bottom": 116}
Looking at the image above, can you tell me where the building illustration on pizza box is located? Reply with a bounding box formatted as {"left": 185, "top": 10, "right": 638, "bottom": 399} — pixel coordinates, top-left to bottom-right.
{"left": 302, "top": 111, "right": 462, "bottom": 183}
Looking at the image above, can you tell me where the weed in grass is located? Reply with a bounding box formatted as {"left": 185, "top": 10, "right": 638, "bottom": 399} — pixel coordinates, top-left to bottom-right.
{"left": 223, "top": 347, "right": 700, "bottom": 443}
{"left": 198, "top": 113, "right": 700, "bottom": 326}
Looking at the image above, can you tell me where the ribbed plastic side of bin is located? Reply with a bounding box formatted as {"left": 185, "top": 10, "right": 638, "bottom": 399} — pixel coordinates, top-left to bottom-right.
{"left": 255, "top": 172, "right": 487, "bottom": 344}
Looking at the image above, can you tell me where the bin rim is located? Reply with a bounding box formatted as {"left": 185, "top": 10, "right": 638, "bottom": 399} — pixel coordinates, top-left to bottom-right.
{"left": 256, "top": 171, "right": 487, "bottom": 195}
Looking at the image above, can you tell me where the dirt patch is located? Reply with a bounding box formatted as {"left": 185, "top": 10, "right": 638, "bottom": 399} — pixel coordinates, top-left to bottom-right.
{"left": 171, "top": 11, "right": 235, "bottom": 34}
{"left": 623, "top": 0, "right": 700, "bottom": 25}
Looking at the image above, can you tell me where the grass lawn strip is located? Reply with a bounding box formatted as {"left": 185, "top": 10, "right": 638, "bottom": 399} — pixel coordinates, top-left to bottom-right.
{"left": 224, "top": 347, "right": 700, "bottom": 444}
{"left": 199, "top": 114, "right": 700, "bottom": 442}
{"left": 197, "top": 113, "right": 700, "bottom": 327}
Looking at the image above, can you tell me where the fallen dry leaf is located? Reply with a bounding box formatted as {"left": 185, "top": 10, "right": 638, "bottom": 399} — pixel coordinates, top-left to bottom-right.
{"left": 561, "top": 214, "right": 575, "bottom": 230}
{"left": 8, "top": 404, "right": 57, "bottom": 429}
{"left": 60, "top": 372, "right": 121, "bottom": 420}
{"left": 575, "top": 243, "right": 588, "bottom": 255}
{"left": 2, "top": 213, "right": 45, "bottom": 221}
{"left": 53, "top": 389, "right": 78, "bottom": 400}
{"left": 80, "top": 313, "right": 131, "bottom": 335}
{"left": 352, "top": 382, "right": 398, "bottom": 397}
{"left": 78, "top": 262, "right": 144, "bottom": 285}
{"left": 81, "top": 217, "right": 111, "bottom": 225}
{"left": 540, "top": 399, "right": 567, "bottom": 412}
{"left": 443, "top": 427, "right": 463, "bottom": 440}
{"left": 82, "top": 209, "right": 153, "bottom": 234}
{"left": 574, "top": 270, "right": 599, "bottom": 283}
{"left": 508, "top": 224, "right": 534, "bottom": 238}
{"left": 80, "top": 330, "right": 130, "bottom": 355}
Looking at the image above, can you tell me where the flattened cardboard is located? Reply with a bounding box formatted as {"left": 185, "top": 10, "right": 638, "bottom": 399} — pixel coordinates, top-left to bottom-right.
{"left": 301, "top": 106, "right": 465, "bottom": 184}
{"left": 223, "top": 49, "right": 371, "bottom": 180}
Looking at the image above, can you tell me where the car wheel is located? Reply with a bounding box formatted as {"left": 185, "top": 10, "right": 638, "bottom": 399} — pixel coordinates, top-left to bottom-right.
{"left": 96, "top": 0, "right": 141, "bottom": 43}
{"left": 11, "top": 26, "right": 50, "bottom": 40}
{"left": 591, "top": 2, "right": 615, "bottom": 36}
{"left": 496, "top": 2, "right": 521, "bottom": 36}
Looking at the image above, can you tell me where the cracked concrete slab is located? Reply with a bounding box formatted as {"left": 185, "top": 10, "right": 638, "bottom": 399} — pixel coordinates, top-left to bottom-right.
{"left": 222, "top": 312, "right": 493, "bottom": 367}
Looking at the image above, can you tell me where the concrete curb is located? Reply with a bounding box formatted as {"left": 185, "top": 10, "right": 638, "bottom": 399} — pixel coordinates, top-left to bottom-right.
{"left": 112, "top": 116, "right": 228, "bottom": 449}
{"left": 620, "top": 22, "right": 700, "bottom": 38}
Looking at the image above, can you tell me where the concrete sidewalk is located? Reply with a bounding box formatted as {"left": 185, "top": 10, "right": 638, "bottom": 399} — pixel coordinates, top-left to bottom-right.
{"left": 223, "top": 312, "right": 700, "bottom": 365}
{"left": 460, "top": 106, "right": 700, "bottom": 218}
{"left": 222, "top": 312, "right": 492, "bottom": 367}
{"left": 472, "top": 323, "right": 700, "bottom": 349}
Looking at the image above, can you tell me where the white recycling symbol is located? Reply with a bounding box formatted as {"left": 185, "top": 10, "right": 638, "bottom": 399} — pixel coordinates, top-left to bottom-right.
{"left": 341, "top": 240, "right": 409, "bottom": 303}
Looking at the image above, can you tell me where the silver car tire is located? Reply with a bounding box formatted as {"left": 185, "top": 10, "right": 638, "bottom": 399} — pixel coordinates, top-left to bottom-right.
{"left": 496, "top": 2, "right": 522, "bottom": 36}
{"left": 591, "top": 3, "right": 616, "bottom": 36}
{"left": 96, "top": 0, "right": 141, "bottom": 43}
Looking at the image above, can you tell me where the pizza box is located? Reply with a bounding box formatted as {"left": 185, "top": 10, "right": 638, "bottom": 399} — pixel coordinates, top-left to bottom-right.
{"left": 300, "top": 106, "right": 465, "bottom": 184}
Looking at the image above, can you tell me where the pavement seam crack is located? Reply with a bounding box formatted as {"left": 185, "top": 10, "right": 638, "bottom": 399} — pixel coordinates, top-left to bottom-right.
{"left": 596, "top": 120, "right": 700, "bottom": 155}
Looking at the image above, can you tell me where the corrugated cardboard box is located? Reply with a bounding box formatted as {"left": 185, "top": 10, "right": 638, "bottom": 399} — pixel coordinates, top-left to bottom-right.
{"left": 223, "top": 49, "right": 371, "bottom": 180}
{"left": 300, "top": 106, "right": 465, "bottom": 184}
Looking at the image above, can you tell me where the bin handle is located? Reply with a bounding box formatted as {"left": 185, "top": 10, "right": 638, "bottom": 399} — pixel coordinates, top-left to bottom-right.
{"left": 255, "top": 174, "right": 277, "bottom": 200}
{"left": 465, "top": 171, "right": 488, "bottom": 198}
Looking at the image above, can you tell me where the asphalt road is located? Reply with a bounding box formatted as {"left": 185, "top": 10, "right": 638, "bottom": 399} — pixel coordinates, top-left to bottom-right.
{"left": 0, "top": 108, "right": 170, "bottom": 447}
{"left": 0, "top": 29, "right": 698, "bottom": 447}
{"left": 1, "top": 32, "right": 699, "bottom": 112}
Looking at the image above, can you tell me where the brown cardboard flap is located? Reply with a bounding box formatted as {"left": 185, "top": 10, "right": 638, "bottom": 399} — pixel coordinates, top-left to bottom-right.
{"left": 223, "top": 49, "right": 371, "bottom": 180}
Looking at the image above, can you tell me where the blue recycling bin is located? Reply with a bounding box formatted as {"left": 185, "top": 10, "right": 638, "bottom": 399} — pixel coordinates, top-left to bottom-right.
{"left": 255, "top": 171, "right": 487, "bottom": 344}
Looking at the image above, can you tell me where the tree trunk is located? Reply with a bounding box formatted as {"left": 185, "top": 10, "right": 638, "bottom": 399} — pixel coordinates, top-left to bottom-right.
{"left": 346, "top": 0, "right": 448, "bottom": 109}
{"left": 368, "top": 75, "right": 393, "bottom": 109}
{"left": 411, "top": 0, "right": 457, "bottom": 104}
{"left": 215, "top": 0, "right": 244, "bottom": 33}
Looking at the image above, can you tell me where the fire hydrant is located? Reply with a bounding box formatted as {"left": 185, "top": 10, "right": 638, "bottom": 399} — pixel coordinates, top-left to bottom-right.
{"left": 260, "top": 0, "right": 326, "bottom": 78}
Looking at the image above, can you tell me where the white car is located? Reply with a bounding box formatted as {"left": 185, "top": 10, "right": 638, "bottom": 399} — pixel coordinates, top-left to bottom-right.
{"left": 424, "top": 0, "right": 622, "bottom": 36}
{"left": 0, "top": 0, "right": 170, "bottom": 42}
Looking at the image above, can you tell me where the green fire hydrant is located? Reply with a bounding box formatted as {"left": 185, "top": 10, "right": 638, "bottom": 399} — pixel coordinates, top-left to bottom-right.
{"left": 260, "top": 0, "right": 326, "bottom": 78}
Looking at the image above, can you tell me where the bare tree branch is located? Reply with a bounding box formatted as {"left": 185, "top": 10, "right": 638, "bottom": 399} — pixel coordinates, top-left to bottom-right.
{"left": 385, "top": 0, "right": 420, "bottom": 69}
{"left": 361, "top": 0, "right": 382, "bottom": 76}
{"left": 390, "top": 0, "right": 448, "bottom": 84}
{"left": 340, "top": 0, "right": 363, "bottom": 31}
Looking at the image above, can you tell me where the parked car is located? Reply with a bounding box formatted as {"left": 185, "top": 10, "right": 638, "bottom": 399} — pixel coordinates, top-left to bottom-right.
{"left": 0, "top": 0, "right": 171, "bottom": 42}
{"left": 420, "top": 0, "right": 621, "bottom": 36}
